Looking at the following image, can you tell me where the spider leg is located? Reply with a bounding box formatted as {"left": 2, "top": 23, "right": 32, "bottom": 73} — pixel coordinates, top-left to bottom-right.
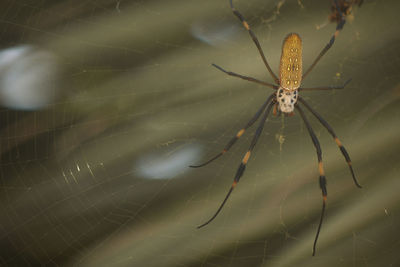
{"left": 296, "top": 105, "right": 327, "bottom": 256}
{"left": 190, "top": 94, "right": 275, "bottom": 168}
{"left": 212, "top": 64, "right": 278, "bottom": 89}
{"left": 299, "top": 78, "right": 351, "bottom": 91}
{"left": 302, "top": 0, "right": 347, "bottom": 80}
{"left": 298, "top": 97, "right": 362, "bottom": 188}
{"left": 229, "top": 0, "right": 279, "bottom": 84}
{"left": 197, "top": 100, "right": 275, "bottom": 228}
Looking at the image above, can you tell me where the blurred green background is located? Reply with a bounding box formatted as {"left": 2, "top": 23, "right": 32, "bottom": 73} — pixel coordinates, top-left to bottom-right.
{"left": 0, "top": 0, "right": 399, "bottom": 266}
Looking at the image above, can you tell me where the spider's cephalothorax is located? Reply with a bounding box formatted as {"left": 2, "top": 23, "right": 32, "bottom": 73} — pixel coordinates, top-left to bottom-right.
{"left": 191, "top": 0, "right": 362, "bottom": 257}
{"left": 276, "top": 88, "right": 298, "bottom": 113}
{"left": 277, "top": 33, "right": 302, "bottom": 113}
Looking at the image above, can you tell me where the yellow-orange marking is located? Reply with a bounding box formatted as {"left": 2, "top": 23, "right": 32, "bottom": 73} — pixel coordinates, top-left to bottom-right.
{"left": 334, "top": 30, "right": 339, "bottom": 37}
{"left": 334, "top": 137, "right": 342, "bottom": 147}
{"left": 318, "top": 162, "right": 325, "bottom": 176}
{"left": 242, "top": 151, "right": 251, "bottom": 164}
{"left": 243, "top": 21, "right": 250, "bottom": 30}
{"left": 236, "top": 129, "right": 245, "bottom": 137}
{"left": 232, "top": 181, "right": 237, "bottom": 187}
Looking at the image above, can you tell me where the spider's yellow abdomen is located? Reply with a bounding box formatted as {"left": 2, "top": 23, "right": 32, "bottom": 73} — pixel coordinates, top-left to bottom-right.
{"left": 279, "top": 33, "right": 302, "bottom": 90}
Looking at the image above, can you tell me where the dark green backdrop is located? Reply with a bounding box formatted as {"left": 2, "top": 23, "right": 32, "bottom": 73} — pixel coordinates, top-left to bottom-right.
{"left": 0, "top": 0, "right": 399, "bottom": 266}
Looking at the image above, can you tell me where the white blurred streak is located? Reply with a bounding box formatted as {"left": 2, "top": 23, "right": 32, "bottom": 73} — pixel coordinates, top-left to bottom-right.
{"left": 191, "top": 21, "right": 237, "bottom": 46}
{"left": 136, "top": 143, "right": 202, "bottom": 180}
{"left": 0, "top": 45, "right": 59, "bottom": 110}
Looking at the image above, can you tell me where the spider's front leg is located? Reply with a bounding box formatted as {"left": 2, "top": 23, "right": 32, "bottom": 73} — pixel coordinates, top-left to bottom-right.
{"left": 296, "top": 105, "right": 327, "bottom": 256}
{"left": 197, "top": 100, "right": 276, "bottom": 228}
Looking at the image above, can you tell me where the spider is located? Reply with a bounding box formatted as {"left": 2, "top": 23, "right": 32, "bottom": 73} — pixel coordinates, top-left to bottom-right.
{"left": 190, "top": 0, "right": 362, "bottom": 256}
{"left": 328, "top": 0, "right": 363, "bottom": 23}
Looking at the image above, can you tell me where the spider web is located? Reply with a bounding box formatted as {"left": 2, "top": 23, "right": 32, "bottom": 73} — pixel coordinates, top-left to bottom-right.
{"left": 0, "top": 0, "right": 399, "bottom": 266}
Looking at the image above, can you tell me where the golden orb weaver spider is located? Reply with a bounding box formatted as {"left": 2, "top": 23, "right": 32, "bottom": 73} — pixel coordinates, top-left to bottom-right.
{"left": 328, "top": 0, "right": 363, "bottom": 23}
{"left": 190, "top": 0, "right": 362, "bottom": 256}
